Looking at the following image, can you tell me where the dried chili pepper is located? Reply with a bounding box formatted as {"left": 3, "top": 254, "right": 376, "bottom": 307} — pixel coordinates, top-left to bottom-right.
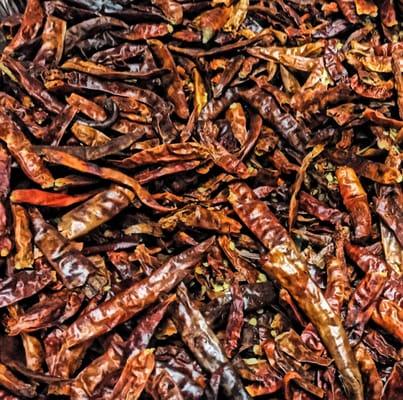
{"left": 110, "top": 349, "right": 155, "bottom": 400}
{"left": 57, "top": 185, "right": 134, "bottom": 239}
{"left": 64, "top": 237, "right": 214, "bottom": 347}
{"left": 224, "top": 282, "right": 244, "bottom": 358}
{"left": 34, "top": 16, "right": 66, "bottom": 66}
{"left": 29, "top": 207, "right": 98, "bottom": 293}
{"left": 228, "top": 182, "right": 364, "bottom": 400}
{"left": 0, "top": 263, "right": 53, "bottom": 308}
{"left": 3, "top": 0, "right": 43, "bottom": 55}
{"left": 10, "top": 204, "right": 33, "bottom": 269}
{"left": 11, "top": 189, "right": 93, "bottom": 208}
{"left": 173, "top": 283, "right": 251, "bottom": 400}
{"left": 1, "top": 56, "right": 64, "bottom": 114}
{"left": 0, "top": 1, "right": 401, "bottom": 397}
{"left": 0, "top": 111, "right": 54, "bottom": 188}
{"left": 149, "top": 40, "right": 189, "bottom": 119}
{"left": 354, "top": 344, "right": 383, "bottom": 400}
{"left": 64, "top": 17, "right": 128, "bottom": 54}
{"left": 6, "top": 289, "right": 83, "bottom": 335}
{"left": 0, "top": 362, "right": 37, "bottom": 398}
{"left": 40, "top": 148, "right": 173, "bottom": 212}
{"left": 336, "top": 166, "right": 372, "bottom": 242}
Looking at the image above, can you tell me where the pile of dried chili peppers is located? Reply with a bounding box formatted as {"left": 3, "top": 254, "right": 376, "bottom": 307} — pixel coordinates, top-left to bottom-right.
{"left": 0, "top": 0, "right": 402, "bottom": 398}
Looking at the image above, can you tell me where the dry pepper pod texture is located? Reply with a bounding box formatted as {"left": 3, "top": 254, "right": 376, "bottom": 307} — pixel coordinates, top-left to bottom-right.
{"left": 0, "top": 0, "right": 402, "bottom": 399}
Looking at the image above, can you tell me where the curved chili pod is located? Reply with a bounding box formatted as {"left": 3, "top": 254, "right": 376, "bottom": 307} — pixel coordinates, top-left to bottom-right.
{"left": 226, "top": 103, "right": 247, "bottom": 146}
{"left": 0, "top": 111, "right": 54, "bottom": 188}
{"left": 355, "top": 344, "right": 383, "bottom": 400}
{"left": 283, "top": 371, "right": 325, "bottom": 400}
{"left": 29, "top": 207, "right": 95, "bottom": 290}
{"left": 350, "top": 74, "right": 394, "bottom": 100}
{"left": 275, "top": 329, "right": 331, "bottom": 367}
{"left": 71, "top": 295, "right": 173, "bottom": 399}
{"left": 71, "top": 122, "right": 110, "bottom": 146}
{"left": 392, "top": 48, "right": 403, "bottom": 120}
{"left": 345, "top": 254, "right": 389, "bottom": 343}
{"left": 34, "top": 16, "right": 66, "bottom": 66}
{"left": 173, "top": 283, "right": 251, "bottom": 400}
{"left": 330, "top": 150, "right": 401, "bottom": 184}
{"left": 70, "top": 333, "right": 124, "bottom": 400}
{"left": 0, "top": 264, "right": 52, "bottom": 309}
{"left": 6, "top": 290, "right": 83, "bottom": 335}
{"left": 40, "top": 147, "right": 173, "bottom": 212}
{"left": 371, "top": 299, "right": 403, "bottom": 342}
{"left": 201, "top": 126, "right": 254, "bottom": 179}
{"left": 135, "top": 160, "right": 201, "bottom": 185}
{"left": 382, "top": 362, "right": 402, "bottom": 400}
{"left": 64, "top": 237, "right": 215, "bottom": 348}
{"left": 224, "top": 283, "right": 244, "bottom": 358}
{"left": 149, "top": 40, "right": 189, "bottom": 119}
{"left": 363, "top": 108, "right": 403, "bottom": 129}
{"left": 66, "top": 93, "right": 106, "bottom": 121}
{"left": 1, "top": 56, "right": 64, "bottom": 114}
{"left": 213, "top": 55, "right": 244, "bottom": 99}
{"left": 64, "top": 17, "right": 128, "bottom": 54}
{"left": 39, "top": 132, "right": 145, "bottom": 162}
{"left": 240, "top": 86, "right": 307, "bottom": 153}
{"left": 151, "top": 0, "right": 183, "bottom": 25}
{"left": 109, "top": 348, "right": 155, "bottom": 400}
{"left": 299, "top": 191, "right": 348, "bottom": 225}
{"left": 3, "top": 0, "right": 43, "bottom": 55}
{"left": 113, "top": 23, "right": 172, "bottom": 41}
{"left": 62, "top": 57, "right": 166, "bottom": 80}
{"left": 0, "top": 362, "right": 37, "bottom": 398}
{"left": 21, "top": 332, "right": 45, "bottom": 373}
{"left": 59, "top": 71, "right": 176, "bottom": 142}
{"left": 0, "top": 92, "right": 46, "bottom": 139}
{"left": 47, "top": 299, "right": 99, "bottom": 395}
{"left": 90, "top": 43, "right": 146, "bottom": 64}
{"left": 325, "top": 256, "right": 350, "bottom": 314}
{"left": 336, "top": 166, "right": 372, "bottom": 242}
{"left": 228, "top": 182, "right": 364, "bottom": 400}
{"left": 288, "top": 144, "right": 324, "bottom": 230}
{"left": 193, "top": 6, "right": 232, "bottom": 43}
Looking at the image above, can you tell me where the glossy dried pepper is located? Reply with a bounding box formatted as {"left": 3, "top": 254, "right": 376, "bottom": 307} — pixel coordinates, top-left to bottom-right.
{"left": 3, "top": 0, "right": 43, "bottom": 55}
{"left": 34, "top": 16, "right": 66, "bottom": 66}
{"left": 29, "top": 207, "right": 99, "bottom": 293}
{"left": 57, "top": 185, "right": 134, "bottom": 239}
{"left": 336, "top": 166, "right": 372, "bottom": 242}
{"left": 0, "top": 263, "right": 53, "bottom": 308}
{"left": 10, "top": 204, "right": 33, "bottom": 269}
{"left": 0, "top": 111, "right": 54, "bottom": 188}
{"left": 0, "top": 1, "right": 401, "bottom": 398}
{"left": 64, "top": 237, "right": 214, "bottom": 347}
{"left": 228, "top": 182, "right": 364, "bottom": 400}
{"left": 173, "top": 283, "right": 251, "bottom": 400}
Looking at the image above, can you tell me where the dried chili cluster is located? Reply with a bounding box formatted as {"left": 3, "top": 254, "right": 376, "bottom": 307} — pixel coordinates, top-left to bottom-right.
{"left": 0, "top": 0, "right": 402, "bottom": 399}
